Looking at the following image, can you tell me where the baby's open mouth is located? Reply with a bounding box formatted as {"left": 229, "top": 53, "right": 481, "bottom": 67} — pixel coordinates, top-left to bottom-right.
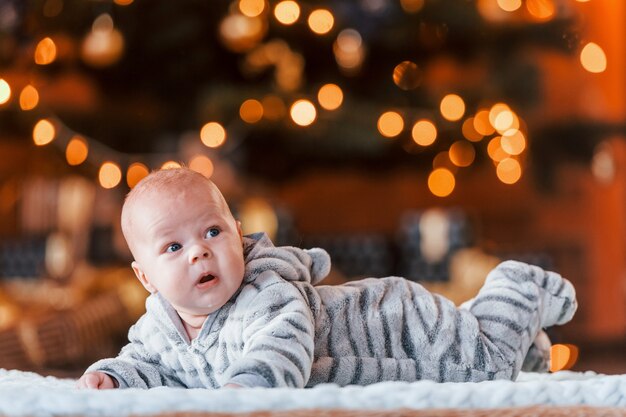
{"left": 199, "top": 274, "right": 216, "bottom": 284}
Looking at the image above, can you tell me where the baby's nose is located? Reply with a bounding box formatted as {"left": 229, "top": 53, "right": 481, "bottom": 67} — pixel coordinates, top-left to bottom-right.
{"left": 189, "top": 245, "right": 211, "bottom": 263}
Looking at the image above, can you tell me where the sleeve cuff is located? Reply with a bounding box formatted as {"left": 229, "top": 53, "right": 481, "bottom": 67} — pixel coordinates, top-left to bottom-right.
{"left": 100, "top": 371, "right": 126, "bottom": 389}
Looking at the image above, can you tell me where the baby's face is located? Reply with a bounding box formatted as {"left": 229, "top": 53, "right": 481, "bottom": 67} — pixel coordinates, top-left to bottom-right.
{"left": 130, "top": 183, "right": 245, "bottom": 318}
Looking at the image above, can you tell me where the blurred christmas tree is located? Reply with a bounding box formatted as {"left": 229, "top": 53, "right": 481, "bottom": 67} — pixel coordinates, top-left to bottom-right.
{"left": 0, "top": 0, "right": 617, "bottom": 190}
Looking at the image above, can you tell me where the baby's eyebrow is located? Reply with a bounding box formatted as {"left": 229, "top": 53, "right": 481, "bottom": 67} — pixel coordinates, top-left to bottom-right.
{"left": 153, "top": 234, "right": 177, "bottom": 247}
{"left": 201, "top": 214, "right": 226, "bottom": 222}
{"left": 149, "top": 224, "right": 177, "bottom": 236}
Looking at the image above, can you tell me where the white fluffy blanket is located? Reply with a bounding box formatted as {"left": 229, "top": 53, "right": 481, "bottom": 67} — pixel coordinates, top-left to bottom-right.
{"left": 1, "top": 369, "right": 626, "bottom": 416}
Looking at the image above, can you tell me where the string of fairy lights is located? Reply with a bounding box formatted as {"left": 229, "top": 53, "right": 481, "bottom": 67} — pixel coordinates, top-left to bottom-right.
{"left": 0, "top": 0, "right": 607, "bottom": 197}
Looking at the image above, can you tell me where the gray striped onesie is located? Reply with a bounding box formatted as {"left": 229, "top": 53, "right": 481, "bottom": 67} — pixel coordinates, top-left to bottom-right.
{"left": 87, "top": 233, "right": 577, "bottom": 388}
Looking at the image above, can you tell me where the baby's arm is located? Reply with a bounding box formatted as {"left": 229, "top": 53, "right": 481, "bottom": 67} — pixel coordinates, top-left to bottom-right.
{"left": 76, "top": 371, "right": 118, "bottom": 389}
{"left": 79, "top": 317, "right": 180, "bottom": 389}
{"left": 225, "top": 280, "right": 315, "bottom": 388}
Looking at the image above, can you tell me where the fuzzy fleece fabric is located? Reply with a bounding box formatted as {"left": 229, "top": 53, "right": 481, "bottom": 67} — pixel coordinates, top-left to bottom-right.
{"left": 87, "top": 233, "right": 577, "bottom": 388}
{"left": 1, "top": 369, "right": 626, "bottom": 417}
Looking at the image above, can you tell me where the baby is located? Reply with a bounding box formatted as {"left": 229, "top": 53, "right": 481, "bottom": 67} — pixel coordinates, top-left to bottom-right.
{"left": 77, "top": 168, "right": 577, "bottom": 389}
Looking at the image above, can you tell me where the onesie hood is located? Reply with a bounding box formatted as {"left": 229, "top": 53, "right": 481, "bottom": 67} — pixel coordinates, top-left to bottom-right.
{"left": 242, "top": 232, "right": 331, "bottom": 285}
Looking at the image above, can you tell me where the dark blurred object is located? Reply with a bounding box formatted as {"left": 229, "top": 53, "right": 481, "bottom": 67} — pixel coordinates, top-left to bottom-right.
{"left": 0, "top": 236, "right": 46, "bottom": 279}
{"left": 397, "top": 208, "right": 472, "bottom": 282}
{"left": 273, "top": 206, "right": 299, "bottom": 247}
{"left": 87, "top": 225, "right": 119, "bottom": 266}
{"left": 0, "top": 291, "right": 130, "bottom": 370}
{"left": 303, "top": 233, "right": 393, "bottom": 278}
{"left": 0, "top": 267, "right": 145, "bottom": 371}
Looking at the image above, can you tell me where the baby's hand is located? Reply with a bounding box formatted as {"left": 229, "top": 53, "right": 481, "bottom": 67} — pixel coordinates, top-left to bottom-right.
{"left": 76, "top": 371, "right": 118, "bottom": 389}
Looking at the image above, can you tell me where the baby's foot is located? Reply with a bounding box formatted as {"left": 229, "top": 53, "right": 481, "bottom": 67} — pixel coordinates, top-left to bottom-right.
{"left": 521, "top": 330, "right": 551, "bottom": 372}
{"left": 490, "top": 260, "right": 577, "bottom": 328}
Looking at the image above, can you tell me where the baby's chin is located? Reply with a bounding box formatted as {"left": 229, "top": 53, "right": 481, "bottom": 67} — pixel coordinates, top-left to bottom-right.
{"left": 175, "top": 304, "right": 220, "bottom": 321}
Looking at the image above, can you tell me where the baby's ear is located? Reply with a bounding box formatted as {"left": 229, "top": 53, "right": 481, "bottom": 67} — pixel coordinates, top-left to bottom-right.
{"left": 236, "top": 220, "right": 243, "bottom": 242}
{"left": 132, "top": 261, "right": 157, "bottom": 293}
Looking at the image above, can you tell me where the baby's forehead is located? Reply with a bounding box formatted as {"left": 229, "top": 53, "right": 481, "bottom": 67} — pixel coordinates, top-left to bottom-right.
{"left": 122, "top": 170, "right": 229, "bottom": 231}
{"left": 133, "top": 182, "right": 221, "bottom": 209}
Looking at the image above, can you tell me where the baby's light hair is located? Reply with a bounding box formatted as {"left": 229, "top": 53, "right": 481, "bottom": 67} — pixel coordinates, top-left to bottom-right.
{"left": 121, "top": 167, "right": 232, "bottom": 256}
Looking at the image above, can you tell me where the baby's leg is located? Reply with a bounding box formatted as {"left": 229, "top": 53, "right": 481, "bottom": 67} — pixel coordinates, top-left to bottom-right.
{"left": 467, "top": 260, "right": 577, "bottom": 377}
{"left": 521, "top": 330, "right": 551, "bottom": 372}
{"left": 461, "top": 262, "right": 575, "bottom": 372}
{"left": 462, "top": 290, "right": 550, "bottom": 372}
{"left": 322, "top": 264, "right": 576, "bottom": 384}
{"left": 476, "top": 260, "right": 577, "bottom": 328}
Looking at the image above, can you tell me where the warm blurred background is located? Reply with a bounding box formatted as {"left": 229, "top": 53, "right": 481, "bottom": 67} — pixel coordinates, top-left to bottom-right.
{"left": 0, "top": 0, "right": 625, "bottom": 377}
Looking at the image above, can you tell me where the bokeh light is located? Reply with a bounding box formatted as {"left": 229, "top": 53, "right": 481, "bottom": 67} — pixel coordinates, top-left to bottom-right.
{"left": 219, "top": 14, "right": 265, "bottom": 52}
{"left": 126, "top": 162, "right": 149, "bottom": 188}
{"left": 497, "top": 0, "right": 522, "bottom": 12}
{"left": 462, "top": 118, "right": 484, "bottom": 142}
{"left": 526, "top": 0, "right": 555, "bottom": 20}
{"left": 240, "top": 99, "right": 264, "bottom": 123}
{"left": 500, "top": 129, "right": 526, "bottom": 155}
{"left": 189, "top": 155, "right": 214, "bottom": 178}
{"left": 65, "top": 135, "right": 89, "bottom": 166}
{"left": 161, "top": 161, "right": 182, "bottom": 170}
{"left": 487, "top": 136, "right": 509, "bottom": 162}
{"left": 488, "top": 103, "right": 509, "bottom": 127}
{"left": 580, "top": 42, "right": 607, "bottom": 73}
{"left": 317, "top": 83, "right": 344, "bottom": 110}
{"left": 493, "top": 109, "right": 512, "bottom": 130}
{"left": 440, "top": 94, "right": 465, "bottom": 121}
{"left": 290, "top": 99, "right": 317, "bottom": 126}
{"left": 200, "top": 122, "right": 227, "bottom": 148}
{"left": 428, "top": 168, "right": 455, "bottom": 197}
{"left": 400, "top": 0, "right": 425, "bottom": 13}
{"left": 550, "top": 344, "right": 579, "bottom": 372}
{"left": 411, "top": 119, "right": 437, "bottom": 146}
{"left": 449, "top": 141, "right": 476, "bottom": 167}
{"left": 274, "top": 1, "right": 300, "bottom": 25}
{"left": 418, "top": 209, "right": 451, "bottom": 264}
{"left": 34, "top": 37, "right": 57, "bottom": 65}
{"left": 477, "top": 0, "right": 510, "bottom": 21}
{"left": 334, "top": 29, "right": 364, "bottom": 73}
{"left": 308, "top": 9, "right": 334, "bottom": 35}
{"left": 81, "top": 14, "right": 125, "bottom": 67}
{"left": 33, "top": 119, "right": 56, "bottom": 146}
{"left": 262, "top": 95, "right": 286, "bottom": 120}
{"left": 377, "top": 111, "right": 404, "bottom": 138}
{"left": 336, "top": 29, "right": 362, "bottom": 52}
{"left": 494, "top": 110, "right": 519, "bottom": 133}
{"left": 19, "top": 85, "right": 39, "bottom": 110}
{"left": 239, "top": 0, "right": 265, "bottom": 17}
{"left": 489, "top": 105, "right": 520, "bottom": 134}
{"left": 99, "top": 162, "right": 122, "bottom": 189}
{"left": 433, "top": 151, "right": 456, "bottom": 171}
{"left": 496, "top": 158, "right": 522, "bottom": 184}
{"left": 393, "top": 61, "right": 421, "bottom": 90}
{"left": 93, "top": 13, "right": 114, "bottom": 32}
{"left": 591, "top": 143, "right": 615, "bottom": 184}
{"left": 239, "top": 198, "right": 279, "bottom": 239}
{"left": 474, "top": 109, "right": 496, "bottom": 136}
{"left": 0, "top": 79, "right": 10, "bottom": 105}
{"left": 114, "top": 0, "right": 134, "bottom": 5}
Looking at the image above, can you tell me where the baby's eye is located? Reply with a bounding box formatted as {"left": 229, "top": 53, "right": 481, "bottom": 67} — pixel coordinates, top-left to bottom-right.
{"left": 166, "top": 243, "right": 182, "bottom": 253}
{"left": 206, "top": 228, "right": 220, "bottom": 238}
